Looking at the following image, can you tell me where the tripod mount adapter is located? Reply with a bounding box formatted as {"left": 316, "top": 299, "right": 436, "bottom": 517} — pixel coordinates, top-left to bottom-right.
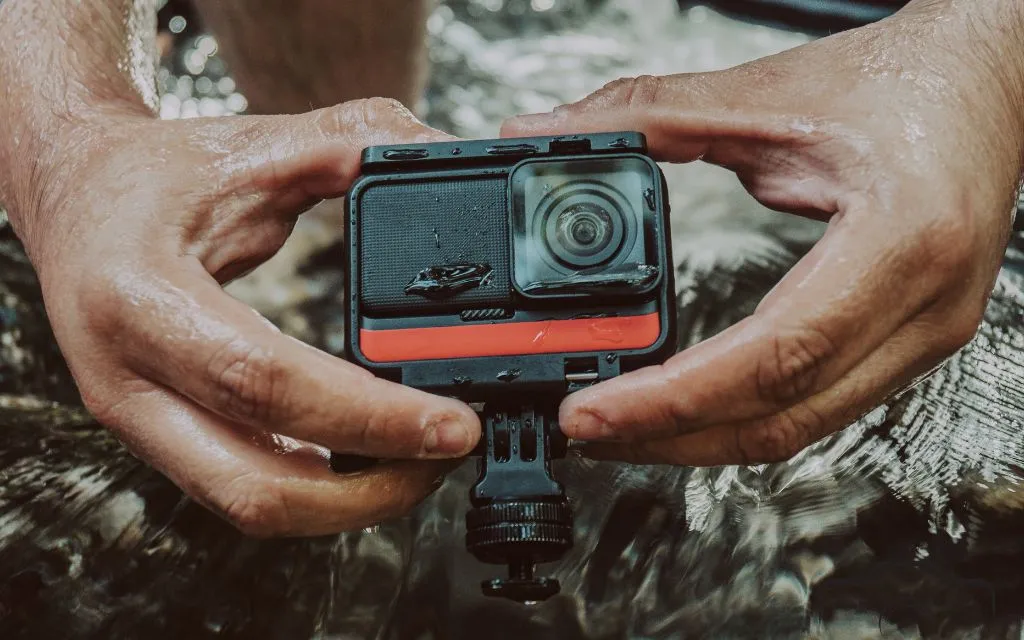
{"left": 465, "top": 402, "right": 571, "bottom": 603}
{"left": 328, "top": 402, "right": 572, "bottom": 603}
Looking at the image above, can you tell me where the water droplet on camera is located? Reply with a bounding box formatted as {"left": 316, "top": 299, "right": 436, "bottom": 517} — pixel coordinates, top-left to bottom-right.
{"left": 588, "top": 322, "right": 624, "bottom": 344}
{"left": 496, "top": 368, "right": 522, "bottom": 382}
{"left": 643, "top": 188, "right": 656, "bottom": 211}
{"left": 404, "top": 263, "right": 492, "bottom": 299}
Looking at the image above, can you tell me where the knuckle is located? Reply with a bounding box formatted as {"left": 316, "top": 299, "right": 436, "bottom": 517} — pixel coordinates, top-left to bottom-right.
{"left": 666, "top": 393, "right": 703, "bottom": 435}
{"left": 631, "top": 361, "right": 702, "bottom": 436}
{"left": 327, "top": 97, "right": 413, "bottom": 134}
{"left": 206, "top": 337, "right": 285, "bottom": 424}
{"left": 587, "top": 75, "right": 663, "bottom": 111}
{"left": 364, "top": 96, "right": 410, "bottom": 117}
{"left": 754, "top": 326, "right": 837, "bottom": 405}
{"left": 741, "top": 407, "right": 821, "bottom": 463}
{"left": 215, "top": 475, "right": 291, "bottom": 538}
{"left": 357, "top": 403, "right": 410, "bottom": 453}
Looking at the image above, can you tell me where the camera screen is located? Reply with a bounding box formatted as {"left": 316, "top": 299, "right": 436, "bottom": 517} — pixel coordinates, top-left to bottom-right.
{"left": 509, "top": 156, "right": 662, "bottom": 298}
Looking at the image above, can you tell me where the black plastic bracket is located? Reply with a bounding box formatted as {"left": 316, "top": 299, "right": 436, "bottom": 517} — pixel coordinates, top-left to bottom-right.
{"left": 470, "top": 404, "right": 565, "bottom": 501}
{"left": 464, "top": 401, "right": 572, "bottom": 603}
{"left": 332, "top": 402, "right": 574, "bottom": 603}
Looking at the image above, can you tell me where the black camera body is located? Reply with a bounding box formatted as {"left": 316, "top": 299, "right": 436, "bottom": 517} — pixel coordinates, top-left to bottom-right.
{"left": 341, "top": 131, "right": 676, "bottom": 602}
{"left": 345, "top": 131, "right": 675, "bottom": 397}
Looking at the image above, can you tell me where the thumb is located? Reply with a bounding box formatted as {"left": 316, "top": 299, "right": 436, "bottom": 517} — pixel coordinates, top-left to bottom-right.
{"left": 231, "top": 97, "right": 457, "bottom": 207}
{"left": 500, "top": 74, "right": 806, "bottom": 165}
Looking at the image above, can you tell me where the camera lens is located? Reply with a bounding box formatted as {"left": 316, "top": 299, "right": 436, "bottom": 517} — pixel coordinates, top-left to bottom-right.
{"left": 510, "top": 157, "right": 658, "bottom": 297}
{"left": 538, "top": 182, "right": 631, "bottom": 269}
{"left": 554, "top": 203, "right": 614, "bottom": 258}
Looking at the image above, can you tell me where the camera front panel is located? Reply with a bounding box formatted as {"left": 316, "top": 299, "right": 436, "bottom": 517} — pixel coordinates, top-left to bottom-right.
{"left": 346, "top": 135, "right": 675, "bottom": 397}
{"left": 358, "top": 173, "right": 512, "bottom": 315}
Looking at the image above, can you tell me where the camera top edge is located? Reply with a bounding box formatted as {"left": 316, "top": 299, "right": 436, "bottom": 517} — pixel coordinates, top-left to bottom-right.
{"left": 359, "top": 131, "right": 648, "bottom": 172}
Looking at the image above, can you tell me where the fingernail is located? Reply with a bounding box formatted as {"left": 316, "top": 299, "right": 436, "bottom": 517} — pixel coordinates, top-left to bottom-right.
{"left": 566, "top": 407, "right": 616, "bottom": 441}
{"left": 423, "top": 417, "right": 470, "bottom": 456}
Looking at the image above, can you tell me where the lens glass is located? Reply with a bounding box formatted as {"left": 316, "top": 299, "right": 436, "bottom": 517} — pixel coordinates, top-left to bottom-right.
{"left": 509, "top": 156, "right": 662, "bottom": 298}
{"left": 545, "top": 195, "right": 624, "bottom": 268}
{"left": 534, "top": 180, "right": 631, "bottom": 270}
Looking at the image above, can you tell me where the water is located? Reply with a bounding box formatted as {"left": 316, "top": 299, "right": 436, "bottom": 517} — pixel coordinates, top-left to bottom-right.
{"left": 2, "top": 0, "right": 1024, "bottom": 638}
{"left": 404, "top": 264, "right": 495, "bottom": 299}
{"left": 521, "top": 263, "right": 659, "bottom": 296}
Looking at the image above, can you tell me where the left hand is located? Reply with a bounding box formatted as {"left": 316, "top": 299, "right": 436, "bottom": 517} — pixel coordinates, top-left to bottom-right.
{"left": 501, "top": 0, "right": 1024, "bottom": 466}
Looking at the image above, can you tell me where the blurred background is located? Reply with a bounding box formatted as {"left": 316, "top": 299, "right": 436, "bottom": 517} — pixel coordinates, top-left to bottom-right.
{"left": 1, "top": 1, "right": 1023, "bottom": 638}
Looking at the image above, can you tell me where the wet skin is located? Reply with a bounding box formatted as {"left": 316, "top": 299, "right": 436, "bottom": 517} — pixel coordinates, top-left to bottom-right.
{"left": 0, "top": 1, "right": 479, "bottom": 537}
{"left": 504, "top": 0, "right": 1024, "bottom": 466}
{"left": 0, "top": 0, "right": 1022, "bottom": 536}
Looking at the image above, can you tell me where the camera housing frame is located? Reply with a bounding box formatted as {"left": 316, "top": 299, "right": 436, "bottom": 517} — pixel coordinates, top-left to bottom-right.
{"left": 344, "top": 131, "right": 676, "bottom": 402}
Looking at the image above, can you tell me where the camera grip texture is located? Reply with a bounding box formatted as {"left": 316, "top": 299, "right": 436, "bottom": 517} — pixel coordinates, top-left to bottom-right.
{"left": 359, "top": 176, "right": 512, "bottom": 314}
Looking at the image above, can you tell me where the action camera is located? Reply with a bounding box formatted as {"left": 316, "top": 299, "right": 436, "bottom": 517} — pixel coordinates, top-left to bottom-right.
{"left": 333, "top": 132, "right": 676, "bottom": 602}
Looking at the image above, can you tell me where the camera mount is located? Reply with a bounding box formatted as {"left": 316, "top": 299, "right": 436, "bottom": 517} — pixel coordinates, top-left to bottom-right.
{"left": 329, "top": 402, "right": 572, "bottom": 604}
{"left": 465, "top": 402, "right": 571, "bottom": 603}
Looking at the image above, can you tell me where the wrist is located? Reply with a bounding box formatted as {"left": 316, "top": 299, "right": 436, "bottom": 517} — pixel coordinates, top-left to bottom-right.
{"left": 0, "top": 104, "right": 155, "bottom": 266}
{"left": 0, "top": 0, "right": 158, "bottom": 259}
{"left": 897, "top": 0, "right": 1024, "bottom": 174}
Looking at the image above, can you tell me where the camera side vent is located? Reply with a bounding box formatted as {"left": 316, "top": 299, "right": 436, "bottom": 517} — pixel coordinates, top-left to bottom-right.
{"left": 460, "top": 308, "right": 513, "bottom": 322}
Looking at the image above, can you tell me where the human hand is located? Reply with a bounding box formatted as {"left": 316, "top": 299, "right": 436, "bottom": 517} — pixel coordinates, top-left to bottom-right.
{"left": 502, "top": 1, "right": 1024, "bottom": 465}
{"left": 5, "top": 99, "right": 481, "bottom": 536}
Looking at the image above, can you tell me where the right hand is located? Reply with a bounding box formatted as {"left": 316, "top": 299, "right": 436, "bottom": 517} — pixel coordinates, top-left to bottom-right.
{"left": 5, "top": 98, "right": 481, "bottom": 537}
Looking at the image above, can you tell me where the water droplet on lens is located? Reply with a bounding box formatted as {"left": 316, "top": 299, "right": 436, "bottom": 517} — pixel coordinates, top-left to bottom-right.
{"left": 643, "top": 188, "right": 656, "bottom": 211}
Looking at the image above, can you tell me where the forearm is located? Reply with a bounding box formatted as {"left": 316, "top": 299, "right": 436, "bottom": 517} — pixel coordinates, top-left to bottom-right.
{"left": 902, "top": 0, "right": 1024, "bottom": 137}
{"left": 0, "top": 0, "right": 158, "bottom": 237}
